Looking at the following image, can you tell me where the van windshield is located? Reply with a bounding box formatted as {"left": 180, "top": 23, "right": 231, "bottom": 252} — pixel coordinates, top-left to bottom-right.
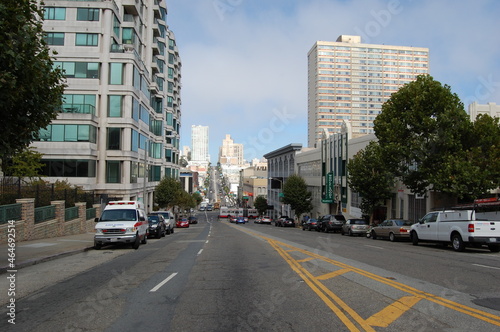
{"left": 100, "top": 209, "right": 137, "bottom": 221}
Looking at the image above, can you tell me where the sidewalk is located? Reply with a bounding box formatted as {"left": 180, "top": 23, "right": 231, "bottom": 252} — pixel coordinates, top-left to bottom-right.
{"left": 0, "top": 232, "right": 95, "bottom": 274}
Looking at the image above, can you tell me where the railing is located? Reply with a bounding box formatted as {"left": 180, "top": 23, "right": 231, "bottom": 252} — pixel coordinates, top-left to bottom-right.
{"left": 0, "top": 204, "right": 22, "bottom": 224}
{"left": 65, "top": 206, "right": 79, "bottom": 221}
{"left": 59, "top": 103, "right": 95, "bottom": 114}
{"left": 35, "top": 206, "right": 56, "bottom": 224}
{"left": 86, "top": 208, "right": 96, "bottom": 220}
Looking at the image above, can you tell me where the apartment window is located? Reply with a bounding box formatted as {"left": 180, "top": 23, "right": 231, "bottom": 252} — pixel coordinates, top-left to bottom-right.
{"left": 108, "top": 95, "right": 122, "bottom": 117}
{"left": 168, "top": 67, "right": 174, "bottom": 79}
{"left": 106, "top": 161, "right": 121, "bottom": 183}
{"left": 109, "top": 63, "right": 123, "bottom": 85}
{"left": 75, "top": 33, "right": 98, "bottom": 46}
{"left": 61, "top": 94, "right": 96, "bottom": 114}
{"left": 151, "top": 166, "right": 161, "bottom": 181}
{"left": 41, "top": 160, "right": 96, "bottom": 177}
{"left": 38, "top": 124, "right": 97, "bottom": 143}
{"left": 44, "top": 7, "right": 65, "bottom": 20}
{"left": 107, "top": 128, "right": 121, "bottom": 150}
{"left": 131, "top": 129, "right": 139, "bottom": 152}
{"left": 132, "top": 98, "right": 139, "bottom": 122}
{"left": 77, "top": 8, "right": 99, "bottom": 21}
{"left": 53, "top": 62, "right": 99, "bottom": 78}
{"left": 45, "top": 32, "right": 64, "bottom": 45}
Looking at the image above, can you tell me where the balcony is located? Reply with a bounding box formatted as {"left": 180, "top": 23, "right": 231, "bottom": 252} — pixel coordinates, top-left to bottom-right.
{"left": 122, "top": 0, "right": 139, "bottom": 16}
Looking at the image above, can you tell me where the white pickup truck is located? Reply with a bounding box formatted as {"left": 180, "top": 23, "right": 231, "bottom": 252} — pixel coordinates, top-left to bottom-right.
{"left": 410, "top": 210, "right": 500, "bottom": 252}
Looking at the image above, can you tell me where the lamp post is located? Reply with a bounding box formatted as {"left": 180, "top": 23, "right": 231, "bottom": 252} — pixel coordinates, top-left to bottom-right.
{"left": 269, "top": 177, "right": 284, "bottom": 217}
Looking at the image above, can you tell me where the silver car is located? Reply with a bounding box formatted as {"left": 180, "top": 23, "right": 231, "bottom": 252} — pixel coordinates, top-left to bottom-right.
{"left": 341, "top": 219, "right": 369, "bottom": 236}
{"left": 371, "top": 219, "right": 413, "bottom": 242}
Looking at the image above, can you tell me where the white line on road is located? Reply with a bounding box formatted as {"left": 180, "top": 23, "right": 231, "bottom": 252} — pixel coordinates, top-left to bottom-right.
{"left": 150, "top": 273, "right": 178, "bottom": 292}
{"left": 364, "top": 244, "right": 384, "bottom": 250}
{"left": 472, "top": 263, "right": 500, "bottom": 270}
{"left": 197, "top": 249, "right": 203, "bottom": 255}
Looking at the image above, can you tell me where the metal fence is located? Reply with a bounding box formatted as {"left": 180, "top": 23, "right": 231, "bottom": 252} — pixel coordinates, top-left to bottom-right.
{"left": 0, "top": 203, "right": 22, "bottom": 224}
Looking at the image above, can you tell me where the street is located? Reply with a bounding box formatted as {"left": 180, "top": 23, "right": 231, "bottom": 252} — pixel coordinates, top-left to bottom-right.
{"left": 1, "top": 211, "right": 500, "bottom": 331}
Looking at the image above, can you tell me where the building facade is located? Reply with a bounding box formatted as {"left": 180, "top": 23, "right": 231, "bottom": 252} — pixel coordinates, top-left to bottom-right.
{"left": 307, "top": 35, "right": 429, "bottom": 147}
{"left": 219, "top": 134, "right": 244, "bottom": 166}
{"left": 34, "top": 0, "right": 181, "bottom": 212}
{"left": 191, "top": 125, "right": 209, "bottom": 164}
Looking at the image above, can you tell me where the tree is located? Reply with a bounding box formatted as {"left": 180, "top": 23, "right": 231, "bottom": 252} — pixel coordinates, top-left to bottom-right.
{"left": 373, "top": 75, "right": 471, "bottom": 196}
{"left": 155, "top": 177, "right": 182, "bottom": 209}
{"left": 3, "top": 147, "right": 44, "bottom": 182}
{"left": 282, "top": 174, "right": 313, "bottom": 219}
{"left": 254, "top": 195, "right": 268, "bottom": 216}
{"left": 192, "top": 192, "right": 203, "bottom": 207}
{"left": 176, "top": 190, "right": 195, "bottom": 213}
{"left": 347, "top": 141, "right": 395, "bottom": 220}
{"left": 0, "top": 0, "right": 66, "bottom": 162}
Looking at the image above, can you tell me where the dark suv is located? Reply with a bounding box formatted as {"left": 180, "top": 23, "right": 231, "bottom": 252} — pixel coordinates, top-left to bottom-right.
{"left": 319, "top": 214, "right": 346, "bottom": 233}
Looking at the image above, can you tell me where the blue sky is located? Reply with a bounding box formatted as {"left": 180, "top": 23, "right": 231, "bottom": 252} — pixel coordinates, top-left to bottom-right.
{"left": 166, "top": 0, "right": 500, "bottom": 163}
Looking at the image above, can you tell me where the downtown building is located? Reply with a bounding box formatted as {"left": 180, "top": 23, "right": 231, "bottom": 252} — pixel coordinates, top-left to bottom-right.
{"left": 307, "top": 35, "right": 429, "bottom": 147}
{"left": 190, "top": 125, "right": 210, "bottom": 165}
{"left": 34, "top": 0, "right": 182, "bottom": 212}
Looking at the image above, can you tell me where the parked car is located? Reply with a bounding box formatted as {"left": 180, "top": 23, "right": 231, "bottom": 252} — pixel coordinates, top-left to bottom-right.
{"left": 371, "top": 219, "right": 413, "bottom": 241}
{"left": 148, "top": 210, "right": 175, "bottom": 234}
{"left": 229, "top": 216, "right": 238, "bottom": 223}
{"left": 188, "top": 216, "right": 198, "bottom": 224}
{"left": 302, "top": 218, "right": 319, "bottom": 231}
{"left": 254, "top": 217, "right": 262, "bottom": 224}
{"left": 319, "top": 214, "right": 346, "bottom": 233}
{"left": 235, "top": 216, "right": 246, "bottom": 224}
{"left": 147, "top": 215, "right": 166, "bottom": 238}
{"left": 176, "top": 218, "right": 190, "bottom": 228}
{"left": 260, "top": 216, "right": 273, "bottom": 225}
{"left": 341, "top": 219, "right": 369, "bottom": 236}
{"left": 275, "top": 216, "right": 290, "bottom": 227}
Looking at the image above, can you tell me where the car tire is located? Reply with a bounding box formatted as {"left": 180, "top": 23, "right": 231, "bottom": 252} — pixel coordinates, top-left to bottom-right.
{"left": 141, "top": 233, "right": 148, "bottom": 244}
{"left": 132, "top": 234, "right": 140, "bottom": 250}
{"left": 451, "top": 234, "right": 465, "bottom": 252}
{"left": 341, "top": 229, "right": 345, "bottom": 235}
{"left": 411, "top": 231, "right": 418, "bottom": 246}
{"left": 389, "top": 232, "right": 395, "bottom": 242}
{"left": 488, "top": 244, "right": 500, "bottom": 253}
{"left": 348, "top": 229, "right": 353, "bottom": 237}
{"left": 156, "top": 229, "right": 162, "bottom": 239}
{"left": 371, "top": 231, "right": 377, "bottom": 240}
{"left": 94, "top": 241, "right": 102, "bottom": 250}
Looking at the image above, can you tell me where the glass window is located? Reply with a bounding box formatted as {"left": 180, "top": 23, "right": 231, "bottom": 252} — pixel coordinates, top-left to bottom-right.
{"left": 132, "top": 98, "right": 139, "bottom": 122}
{"left": 45, "top": 32, "right": 64, "bottom": 45}
{"left": 64, "top": 124, "right": 78, "bottom": 142}
{"left": 109, "top": 63, "right": 123, "bottom": 85}
{"left": 108, "top": 95, "right": 122, "bottom": 117}
{"left": 75, "top": 33, "right": 98, "bottom": 46}
{"left": 131, "top": 129, "right": 139, "bottom": 152}
{"left": 51, "top": 125, "right": 65, "bottom": 141}
{"left": 54, "top": 62, "right": 99, "bottom": 79}
{"left": 106, "top": 161, "right": 121, "bottom": 183}
{"left": 61, "top": 94, "right": 96, "bottom": 114}
{"left": 113, "top": 14, "right": 120, "bottom": 38}
{"left": 77, "top": 8, "right": 99, "bottom": 21}
{"left": 44, "top": 7, "right": 66, "bottom": 20}
{"left": 107, "top": 128, "right": 121, "bottom": 150}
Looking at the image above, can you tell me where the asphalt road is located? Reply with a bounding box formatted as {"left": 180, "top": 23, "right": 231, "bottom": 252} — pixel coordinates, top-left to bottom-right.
{"left": 1, "top": 211, "right": 500, "bottom": 331}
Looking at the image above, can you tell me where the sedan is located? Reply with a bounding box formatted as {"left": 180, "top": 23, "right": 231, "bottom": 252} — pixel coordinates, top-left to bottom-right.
{"left": 176, "top": 218, "right": 190, "bottom": 228}
{"left": 341, "top": 219, "right": 369, "bottom": 236}
{"left": 302, "top": 218, "right": 319, "bottom": 231}
{"left": 260, "top": 216, "right": 272, "bottom": 225}
{"left": 147, "top": 215, "right": 166, "bottom": 238}
{"left": 235, "top": 216, "right": 246, "bottom": 224}
{"left": 371, "top": 219, "right": 413, "bottom": 241}
{"left": 188, "top": 216, "right": 198, "bottom": 224}
{"left": 280, "top": 218, "right": 296, "bottom": 227}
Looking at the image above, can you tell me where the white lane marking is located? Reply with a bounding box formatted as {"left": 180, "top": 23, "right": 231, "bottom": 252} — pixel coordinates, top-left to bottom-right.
{"left": 206, "top": 240, "right": 209, "bottom": 244}
{"left": 364, "top": 244, "right": 384, "bottom": 250}
{"left": 197, "top": 249, "right": 203, "bottom": 255}
{"left": 150, "top": 272, "right": 178, "bottom": 292}
{"left": 472, "top": 263, "right": 500, "bottom": 270}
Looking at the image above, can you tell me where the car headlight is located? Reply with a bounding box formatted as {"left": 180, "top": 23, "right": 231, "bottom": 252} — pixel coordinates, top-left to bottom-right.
{"left": 126, "top": 227, "right": 137, "bottom": 233}
{"left": 149, "top": 224, "right": 157, "bottom": 229}
{"left": 95, "top": 229, "right": 103, "bottom": 234}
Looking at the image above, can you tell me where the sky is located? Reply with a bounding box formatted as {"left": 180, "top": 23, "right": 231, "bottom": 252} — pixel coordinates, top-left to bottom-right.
{"left": 166, "top": 0, "right": 500, "bottom": 163}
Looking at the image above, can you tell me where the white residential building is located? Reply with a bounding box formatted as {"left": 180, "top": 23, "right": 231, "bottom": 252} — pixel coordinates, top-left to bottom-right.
{"left": 191, "top": 125, "right": 210, "bottom": 164}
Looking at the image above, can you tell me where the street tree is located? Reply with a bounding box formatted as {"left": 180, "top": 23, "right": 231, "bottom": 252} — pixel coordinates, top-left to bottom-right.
{"left": 0, "top": 0, "right": 66, "bottom": 162}
{"left": 373, "top": 75, "right": 471, "bottom": 197}
{"left": 282, "top": 174, "right": 313, "bottom": 220}
{"left": 347, "top": 141, "right": 395, "bottom": 221}
{"left": 3, "top": 147, "right": 44, "bottom": 182}
{"left": 155, "top": 177, "right": 182, "bottom": 210}
{"left": 254, "top": 195, "right": 268, "bottom": 216}
{"left": 176, "top": 190, "right": 195, "bottom": 213}
{"left": 192, "top": 192, "right": 203, "bottom": 207}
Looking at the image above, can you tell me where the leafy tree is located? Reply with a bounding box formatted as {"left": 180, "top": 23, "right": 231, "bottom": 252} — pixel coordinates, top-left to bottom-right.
{"left": 374, "top": 75, "right": 470, "bottom": 196}
{"left": 0, "top": 0, "right": 66, "bottom": 162}
{"left": 282, "top": 174, "right": 313, "bottom": 220}
{"left": 3, "top": 147, "right": 44, "bottom": 182}
{"left": 176, "top": 190, "right": 195, "bottom": 213}
{"left": 192, "top": 191, "right": 203, "bottom": 207}
{"left": 347, "top": 141, "right": 395, "bottom": 220}
{"left": 254, "top": 195, "right": 268, "bottom": 216}
{"left": 155, "top": 177, "right": 182, "bottom": 209}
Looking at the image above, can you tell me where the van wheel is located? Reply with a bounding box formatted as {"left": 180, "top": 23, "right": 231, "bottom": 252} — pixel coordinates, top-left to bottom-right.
{"left": 451, "top": 234, "right": 465, "bottom": 252}
{"left": 132, "top": 235, "right": 140, "bottom": 250}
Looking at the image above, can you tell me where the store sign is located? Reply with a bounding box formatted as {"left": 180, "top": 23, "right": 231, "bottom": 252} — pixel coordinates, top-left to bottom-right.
{"left": 322, "top": 172, "right": 334, "bottom": 203}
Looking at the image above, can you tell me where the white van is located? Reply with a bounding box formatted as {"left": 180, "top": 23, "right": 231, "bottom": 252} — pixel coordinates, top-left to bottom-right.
{"left": 94, "top": 201, "right": 148, "bottom": 250}
{"left": 148, "top": 210, "right": 175, "bottom": 235}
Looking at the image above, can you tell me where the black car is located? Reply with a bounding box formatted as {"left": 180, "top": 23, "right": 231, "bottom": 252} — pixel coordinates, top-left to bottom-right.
{"left": 302, "top": 218, "right": 319, "bottom": 231}
{"left": 147, "top": 215, "right": 166, "bottom": 238}
{"left": 275, "top": 216, "right": 290, "bottom": 227}
{"left": 318, "top": 214, "right": 346, "bottom": 233}
{"left": 188, "top": 216, "right": 198, "bottom": 224}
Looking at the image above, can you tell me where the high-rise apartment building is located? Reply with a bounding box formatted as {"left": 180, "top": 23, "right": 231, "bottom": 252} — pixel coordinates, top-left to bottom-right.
{"left": 34, "top": 0, "right": 181, "bottom": 210}
{"left": 307, "top": 35, "right": 429, "bottom": 147}
{"left": 219, "top": 134, "right": 244, "bottom": 166}
{"left": 191, "top": 125, "right": 209, "bottom": 164}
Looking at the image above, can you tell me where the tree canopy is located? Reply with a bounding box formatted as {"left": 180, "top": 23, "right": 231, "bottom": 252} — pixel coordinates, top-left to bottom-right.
{"left": 154, "top": 177, "right": 182, "bottom": 209}
{"left": 282, "top": 174, "right": 313, "bottom": 219}
{"left": 254, "top": 195, "right": 268, "bottom": 216}
{"left": 0, "top": 0, "right": 66, "bottom": 161}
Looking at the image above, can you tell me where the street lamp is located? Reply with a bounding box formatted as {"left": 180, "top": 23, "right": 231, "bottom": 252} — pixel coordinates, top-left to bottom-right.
{"left": 269, "top": 177, "right": 284, "bottom": 217}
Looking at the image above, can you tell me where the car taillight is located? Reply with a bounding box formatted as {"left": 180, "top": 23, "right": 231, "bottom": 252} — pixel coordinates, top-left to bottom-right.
{"left": 468, "top": 224, "right": 474, "bottom": 233}
{"left": 400, "top": 228, "right": 408, "bottom": 233}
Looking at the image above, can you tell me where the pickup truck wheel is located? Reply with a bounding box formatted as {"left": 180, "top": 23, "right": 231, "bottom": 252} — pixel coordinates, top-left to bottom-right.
{"left": 94, "top": 241, "right": 102, "bottom": 250}
{"left": 411, "top": 231, "right": 418, "bottom": 246}
{"left": 132, "top": 234, "right": 140, "bottom": 249}
{"left": 451, "top": 234, "right": 465, "bottom": 252}
{"left": 389, "top": 233, "right": 396, "bottom": 242}
{"left": 488, "top": 244, "right": 500, "bottom": 253}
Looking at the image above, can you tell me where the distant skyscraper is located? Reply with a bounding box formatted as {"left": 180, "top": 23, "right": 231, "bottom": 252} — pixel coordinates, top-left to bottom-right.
{"left": 307, "top": 35, "right": 429, "bottom": 147}
{"left": 191, "top": 125, "right": 209, "bottom": 163}
{"left": 219, "top": 134, "right": 244, "bottom": 165}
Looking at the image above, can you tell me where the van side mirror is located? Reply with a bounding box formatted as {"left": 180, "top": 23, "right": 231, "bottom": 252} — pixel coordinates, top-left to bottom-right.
{"left": 94, "top": 217, "right": 100, "bottom": 223}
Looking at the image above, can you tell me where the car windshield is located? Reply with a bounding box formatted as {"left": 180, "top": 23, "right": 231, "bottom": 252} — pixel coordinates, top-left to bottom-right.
{"left": 148, "top": 216, "right": 160, "bottom": 223}
{"left": 100, "top": 209, "right": 137, "bottom": 221}
{"left": 394, "top": 220, "right": 412, "bottom": 226}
